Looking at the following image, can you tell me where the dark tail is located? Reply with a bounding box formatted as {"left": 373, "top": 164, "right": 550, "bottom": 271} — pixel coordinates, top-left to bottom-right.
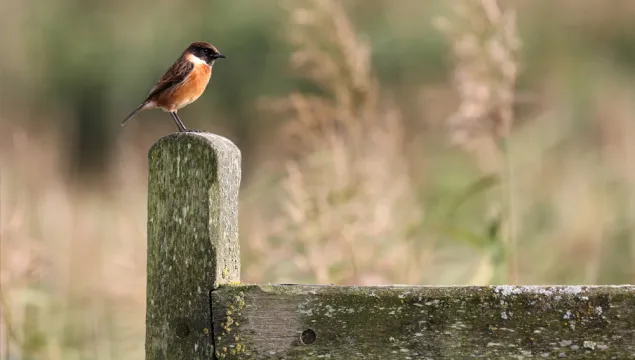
{"left": 122, "top": 102, "right": 149, "bottom": 126}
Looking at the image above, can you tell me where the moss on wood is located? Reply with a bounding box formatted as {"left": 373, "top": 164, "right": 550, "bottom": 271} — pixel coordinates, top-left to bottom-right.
{"left": 145, "top": 132, "right": 241, "bottom": 360}
{"left": 211, "top": 284, "right": 635, "bottom": 359}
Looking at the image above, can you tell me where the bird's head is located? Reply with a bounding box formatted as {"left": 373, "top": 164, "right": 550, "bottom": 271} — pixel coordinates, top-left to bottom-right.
{"left": 186, "top": 41, "right": 226, "bottom": 66}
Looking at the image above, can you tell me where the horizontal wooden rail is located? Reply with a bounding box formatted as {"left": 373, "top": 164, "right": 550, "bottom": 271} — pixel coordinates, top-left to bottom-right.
{"left": 144, "top": 133, "right": 635, "bottom": 360}
{"left": 211, "top": 284, "right": 635, "bottom": 359}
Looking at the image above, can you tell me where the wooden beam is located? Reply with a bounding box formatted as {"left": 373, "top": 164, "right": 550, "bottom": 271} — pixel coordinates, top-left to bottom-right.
{"left": 146, "top": 133, "right": 241, "bottom": 360}
{"left": 211, "top": 284, "right": 635, "bottom": 359}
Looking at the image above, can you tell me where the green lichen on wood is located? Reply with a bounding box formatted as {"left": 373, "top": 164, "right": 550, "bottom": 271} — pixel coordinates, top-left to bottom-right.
{"left": 145, "top": 132, "right": 241, "bottom": 360}
{"left": 211, "top": 284, "right": 635, "bottom": 359}
{"left": 216, "top": 291, "right": 248, "bottom": 359}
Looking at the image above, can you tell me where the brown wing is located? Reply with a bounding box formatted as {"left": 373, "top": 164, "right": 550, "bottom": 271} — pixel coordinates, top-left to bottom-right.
{"left": 145, "top": 56, "right": 194, "bottom": 101}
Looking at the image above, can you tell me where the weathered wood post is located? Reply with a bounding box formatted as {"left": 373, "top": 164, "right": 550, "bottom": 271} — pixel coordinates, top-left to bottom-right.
{"left": 146, "top": 132, "right": 241, "bottom": 359}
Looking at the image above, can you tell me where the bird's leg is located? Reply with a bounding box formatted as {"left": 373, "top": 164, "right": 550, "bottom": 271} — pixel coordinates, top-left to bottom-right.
{"left": 171, "top": 112, "right": 202, "bottom": 133}
{"left": 170, "top": 112, "right": 187, "bottom": 132}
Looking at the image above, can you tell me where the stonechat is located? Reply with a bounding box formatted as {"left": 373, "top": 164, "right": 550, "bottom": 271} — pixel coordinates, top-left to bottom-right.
{"left": 122, "top": 41, "right": 226, "bottom": 132}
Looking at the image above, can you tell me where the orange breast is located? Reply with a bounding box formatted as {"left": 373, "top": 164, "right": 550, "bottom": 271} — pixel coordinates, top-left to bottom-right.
{"left": 156, "top": 63, "right": 212, "bottom": 111}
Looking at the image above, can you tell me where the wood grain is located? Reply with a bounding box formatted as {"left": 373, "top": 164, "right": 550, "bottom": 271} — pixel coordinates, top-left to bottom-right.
{"left": 211, "top": 284, "right": 635, "bottom": 359}
{"left": 146, "top": 132, "right": 241, "bottom": 360}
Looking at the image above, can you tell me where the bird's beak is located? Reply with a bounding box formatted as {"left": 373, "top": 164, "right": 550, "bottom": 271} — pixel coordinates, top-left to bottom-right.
{"left": 215, "top": 53, "right": 226, "bottom": 59}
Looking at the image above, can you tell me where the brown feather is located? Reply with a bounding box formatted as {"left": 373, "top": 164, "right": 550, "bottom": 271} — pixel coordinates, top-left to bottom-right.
{"left": 152, "top": 62, "right": 212, "bottom": 112}
{"left": 146, "top": 56, "right": 195, "bottom": 102}
{"left": 122, "top": 41, "right": 220, "bottom": 127}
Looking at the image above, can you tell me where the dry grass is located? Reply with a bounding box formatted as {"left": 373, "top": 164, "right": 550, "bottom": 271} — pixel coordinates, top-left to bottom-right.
{"left": 434, "top": 0, "right": 522, "bottom": 284}
{"left": 1, "top": 125, "right": 148, "bottom": 359}
{"left": 244, "top": 0, "right": 425, "bottom": 285}
{"left": 435, "top": 0, "right": 520, "bottom": 146}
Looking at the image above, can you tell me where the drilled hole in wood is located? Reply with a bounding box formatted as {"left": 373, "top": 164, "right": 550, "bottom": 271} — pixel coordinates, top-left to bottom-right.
{"left": 301, "top": 329, "right": 316, "bottom": 345}
{"left": 175, "top": 322, "right": 191, "bottom": 339}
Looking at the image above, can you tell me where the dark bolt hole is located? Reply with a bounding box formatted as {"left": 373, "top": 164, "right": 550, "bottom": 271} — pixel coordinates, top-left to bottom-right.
{"left": 301, "top": 329, "right": 316, "bottom": 345}
{"left": 175, "top": 322, "right": 191, "bottom": 339}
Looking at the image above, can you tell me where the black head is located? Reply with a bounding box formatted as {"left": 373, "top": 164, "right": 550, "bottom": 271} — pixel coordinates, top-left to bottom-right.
{"left": 186, "top": 41, "right": 226, "bottom": 65}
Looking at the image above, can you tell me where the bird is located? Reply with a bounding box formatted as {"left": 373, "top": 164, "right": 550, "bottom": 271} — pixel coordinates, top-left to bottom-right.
{"left": 122, "top": 41, "right": 226, "bottom": 132}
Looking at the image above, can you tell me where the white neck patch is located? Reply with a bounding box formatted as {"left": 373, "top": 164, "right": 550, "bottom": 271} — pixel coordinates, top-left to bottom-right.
{"left": 186, "top": 53, "right": 209, "bottom": 66}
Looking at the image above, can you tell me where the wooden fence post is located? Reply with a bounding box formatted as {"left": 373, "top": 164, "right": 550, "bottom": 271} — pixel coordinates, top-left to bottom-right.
{"left": 145, "top": 133, "right": 241, "bottom": 360}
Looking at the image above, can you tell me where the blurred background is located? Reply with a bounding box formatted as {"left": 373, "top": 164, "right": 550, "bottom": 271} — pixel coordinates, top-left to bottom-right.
{"left": 2, "top": 0, "right": 635, "bottom": 358}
